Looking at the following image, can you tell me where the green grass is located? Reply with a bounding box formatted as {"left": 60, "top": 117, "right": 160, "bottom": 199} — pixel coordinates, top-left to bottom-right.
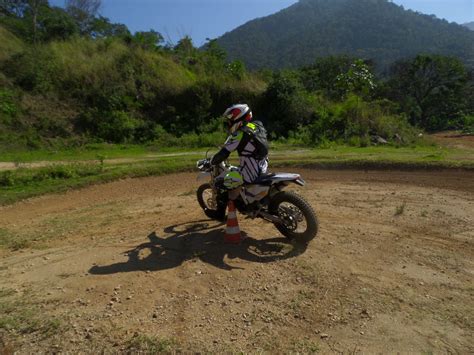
{"left": 395, "top": 203, "right": 406, "bottom": 216}
{"left": 0, "top": 228, "right": 31, "bottom": 250}
{"left": 2, "top": 142, "right": 472, "bottom": 165}
{"left": 291, "top": 339, "right": 320, "bottom": 353}
{"left": 0, "top": 289, "right": 61, "bottom": 336}
{"left": 126, "top": 335, "right": 176, "bottom": 353}
{"left": 270, "top": 145, "right": 473, "bottom": 168}
{"left": 0, "top": 143, "right": 208, "bottom": 163}
{"left": 0, "top": 154, "right": 206, "bottom": 205}
{"left": 0, "top": 144, "right": 472, "bottom": 207}
{"left": 0, "top": 26, "right": 24, "bottom": 62}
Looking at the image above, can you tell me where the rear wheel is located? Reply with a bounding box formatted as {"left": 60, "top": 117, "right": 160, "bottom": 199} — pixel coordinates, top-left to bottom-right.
{"left": 197, "top": 183, "right": 227, "bottom": 221}
{"left": 269, "top": 191, "right": 318, "bottom": 243}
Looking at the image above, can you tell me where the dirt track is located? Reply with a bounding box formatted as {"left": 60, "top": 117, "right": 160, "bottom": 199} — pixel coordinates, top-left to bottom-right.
{"left": 0, "top": 169, "right": 473, "bottom": 353}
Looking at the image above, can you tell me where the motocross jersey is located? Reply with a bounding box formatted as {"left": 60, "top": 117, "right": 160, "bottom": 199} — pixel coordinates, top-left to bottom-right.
{"left": 212, "top": 121, "right": 269, "bottom": 184}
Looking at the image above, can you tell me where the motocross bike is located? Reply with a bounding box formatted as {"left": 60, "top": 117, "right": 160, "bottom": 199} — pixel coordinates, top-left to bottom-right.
{"left": 196, "top": 156, "right": 318, "bottom": 243}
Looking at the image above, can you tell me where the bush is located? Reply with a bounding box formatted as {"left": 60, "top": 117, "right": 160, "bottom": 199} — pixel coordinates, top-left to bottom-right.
{"left": 0, "top": 25, "right": 24, "bottom": 62}
{"left": 0, "top": 25, "right": 267, "bottom": 148}
{"left": 4, "top": 17, "right": 470, "bottom": 150}
{"left": 386, "top": 55, "right": 471, "bottom": 131}
{"left": 148, "top": 128, "right": 226, "bottom": 149}
{"left": 0, "top": 171, "right": 15, "bottom": 187}
{"left": 4, "top": 47, "right": 59, "bottom": 92}
{"left": 0, "top": 89, "right": 18, "bottom": 118}
{"left": 260, "top": 71, "right": 314, "bottom": 137}
{"left": 461, "top": 115, "right": 474, "bottom": 134}
{"left": 99, "top": 111, "right": 139, "bottom": 143}
{"left": 79, "top": 109, "right": 140, "bottom": 143}
{"left": 285, "top": 95, "right": 419, "bottom": 146}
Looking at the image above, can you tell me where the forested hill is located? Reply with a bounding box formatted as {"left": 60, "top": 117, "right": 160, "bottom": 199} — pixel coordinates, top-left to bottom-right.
{"left": 216, "top": 0, "right": 474, "bottom": 70}
{"left": 465, "top": 22, "right": 474, "bottom": 31}
{"left": 0, "top": 0, "right": 472, "bottom": 151}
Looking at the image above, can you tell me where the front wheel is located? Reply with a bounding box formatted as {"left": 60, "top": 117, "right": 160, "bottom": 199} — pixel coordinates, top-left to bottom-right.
{"left": 197, "top": 183, "right": 227, "bottom": 221}
{"left": 269, "top": 191, "right": 318, "bottom": 243}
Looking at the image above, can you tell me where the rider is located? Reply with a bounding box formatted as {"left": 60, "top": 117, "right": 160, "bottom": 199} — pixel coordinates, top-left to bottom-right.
{"left": 211, "top": 104, "right": 269, "bottom": 196}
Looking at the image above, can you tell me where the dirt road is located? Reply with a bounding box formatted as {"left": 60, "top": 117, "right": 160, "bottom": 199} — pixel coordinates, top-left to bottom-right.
{"left": 0, "top": 150, "right": 313, "bottom": 171}
{"left": 0, "top": 169, "right": 473, "bottom": 353}
{"left": 429, "top": 131, "right": 474, "bottom": 149}
{"left": 0, "top": 152, "right": 202, "bottom": 171}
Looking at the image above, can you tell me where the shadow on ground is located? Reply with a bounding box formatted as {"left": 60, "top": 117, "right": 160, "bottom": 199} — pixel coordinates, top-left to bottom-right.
{"left": 89, "top": 220, "right": 308, "bottom": 273}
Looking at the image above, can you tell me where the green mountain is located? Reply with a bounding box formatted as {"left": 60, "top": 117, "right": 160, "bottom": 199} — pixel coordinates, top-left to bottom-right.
{"left": 216, "top": 0, "right": 474, "bottom": 69}
{"left": 464, "top": 22, "right": 474, "bottom": 31}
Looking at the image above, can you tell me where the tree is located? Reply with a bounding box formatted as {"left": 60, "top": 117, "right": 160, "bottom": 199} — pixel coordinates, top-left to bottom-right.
{"left": 174, "top": 36, "right": 199, "bottom": 66}
{"left": 1, "top": 0, "right": 49, "bottom": 43}
{"left": 261, "top": 71, "right": 313, "bottom": 137}
{"left": 26, "top": 0, "right": 47, "bottom": 43}
{"left": 174, "top": 36, "right": 195, "bottom": 56}
{"left": 0, "top": 0, "right": 54, "bottom": 43}
{"left": 1, "top": 0, "right": 79, "bottom": 42}
{"left": 89, "top": 16, "right": 129, "bottom": 38}
{"left": 66, "top": 0, "right": 100, "bottom": 14}
{"left": 0, "top": 0, "right": 28, "bottom": 17}
{"left": 202, "top": 39, "right": 226, "bottom": 73}
{"left": 40, "top": 6, "right": 78, "bottom": 41}
{"left": 335, "top": 59, "right": 376, "bottom": 98}
{"left": 132, "top": 30, "right": 164, "bottom": 50}
{"left": 226, "top": 60, "right": 246, "bottom": 80}
{"left": 0, "top": 0, "right": 29, "bottom": 39}
{"left": 388, "top": 55, "right": 470, "bottom": 130}
{"left": 300, "top": 56, "right": 354, "bottom": 99}
{"left": 65, "top": 0, "right": 100, "bottom": 34}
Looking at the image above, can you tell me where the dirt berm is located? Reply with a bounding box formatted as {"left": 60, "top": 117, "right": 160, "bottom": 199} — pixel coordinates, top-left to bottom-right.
{"left": 0, "top": 169, "right": 472, "bottom": 353}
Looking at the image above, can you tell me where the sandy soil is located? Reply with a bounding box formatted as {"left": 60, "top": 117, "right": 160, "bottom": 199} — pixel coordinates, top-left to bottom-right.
{"left": 0, "top": 169, "right": 473, "bottom": 353}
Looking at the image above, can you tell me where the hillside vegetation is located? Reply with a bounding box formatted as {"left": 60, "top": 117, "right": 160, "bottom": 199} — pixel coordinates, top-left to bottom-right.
{"left": 0, "top": 26, "right": 24, "bottom": 62}
{"left": 217, "top": 0, "right": 474, "bottom": 70}
{"left": 464, "top": 22, "right": 474, "bottom": 31}
{"left": 0, "top": 0, "right": 473, "bottom": 153}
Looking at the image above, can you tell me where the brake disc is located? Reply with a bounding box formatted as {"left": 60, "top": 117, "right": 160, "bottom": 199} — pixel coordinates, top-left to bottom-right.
{"left": 205, "top": 189, "right": 218, "bottom": 210}
{"left": 278, "top": 206, "right": 298, "bottom": 231}
{"left": 207, "top": 196, "right": 217, "bottom": 209}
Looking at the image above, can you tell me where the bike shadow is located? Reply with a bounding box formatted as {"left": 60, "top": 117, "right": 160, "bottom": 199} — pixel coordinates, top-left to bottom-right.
{"left": 89, "top": 220, "right": 308, "bottom": 273}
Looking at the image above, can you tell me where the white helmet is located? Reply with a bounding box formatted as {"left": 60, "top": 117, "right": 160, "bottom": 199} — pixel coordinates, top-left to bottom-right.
{"left": 223, "top": 104, "right": 253, "bottom": 134}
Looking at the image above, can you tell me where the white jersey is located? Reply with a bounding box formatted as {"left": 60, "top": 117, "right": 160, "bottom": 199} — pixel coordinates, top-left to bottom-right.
{"left": 223, "top": 131, "right": 268, "bottom": 184}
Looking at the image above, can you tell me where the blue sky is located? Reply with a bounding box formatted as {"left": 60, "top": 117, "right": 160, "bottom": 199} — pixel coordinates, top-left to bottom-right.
{"left": 50, "top": 0, "right": 474, "bottom": 45}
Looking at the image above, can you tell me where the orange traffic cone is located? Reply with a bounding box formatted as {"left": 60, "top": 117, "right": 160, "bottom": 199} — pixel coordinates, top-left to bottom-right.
{"left": 224, "top": 200, "right": 241, "bottom": 244}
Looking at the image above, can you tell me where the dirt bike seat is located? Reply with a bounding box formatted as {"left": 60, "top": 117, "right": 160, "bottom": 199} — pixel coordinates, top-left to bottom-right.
{"left": 252, "top": 173, "right": 301, "bottom": 185}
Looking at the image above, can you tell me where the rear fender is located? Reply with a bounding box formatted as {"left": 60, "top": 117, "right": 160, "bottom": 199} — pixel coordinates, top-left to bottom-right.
{"left": 295, "top": 177, "right": 306, "bottom": 186}
{"left": 276, "top": 177, "right": 305, "bottom": 188}
{"left": 268, "top": 183, "right": 286, "bottom": 196}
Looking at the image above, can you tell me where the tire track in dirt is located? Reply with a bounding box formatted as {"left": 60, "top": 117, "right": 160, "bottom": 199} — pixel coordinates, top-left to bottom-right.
{"left": 0, "top": 169, "right": 473, "bottom": 353}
